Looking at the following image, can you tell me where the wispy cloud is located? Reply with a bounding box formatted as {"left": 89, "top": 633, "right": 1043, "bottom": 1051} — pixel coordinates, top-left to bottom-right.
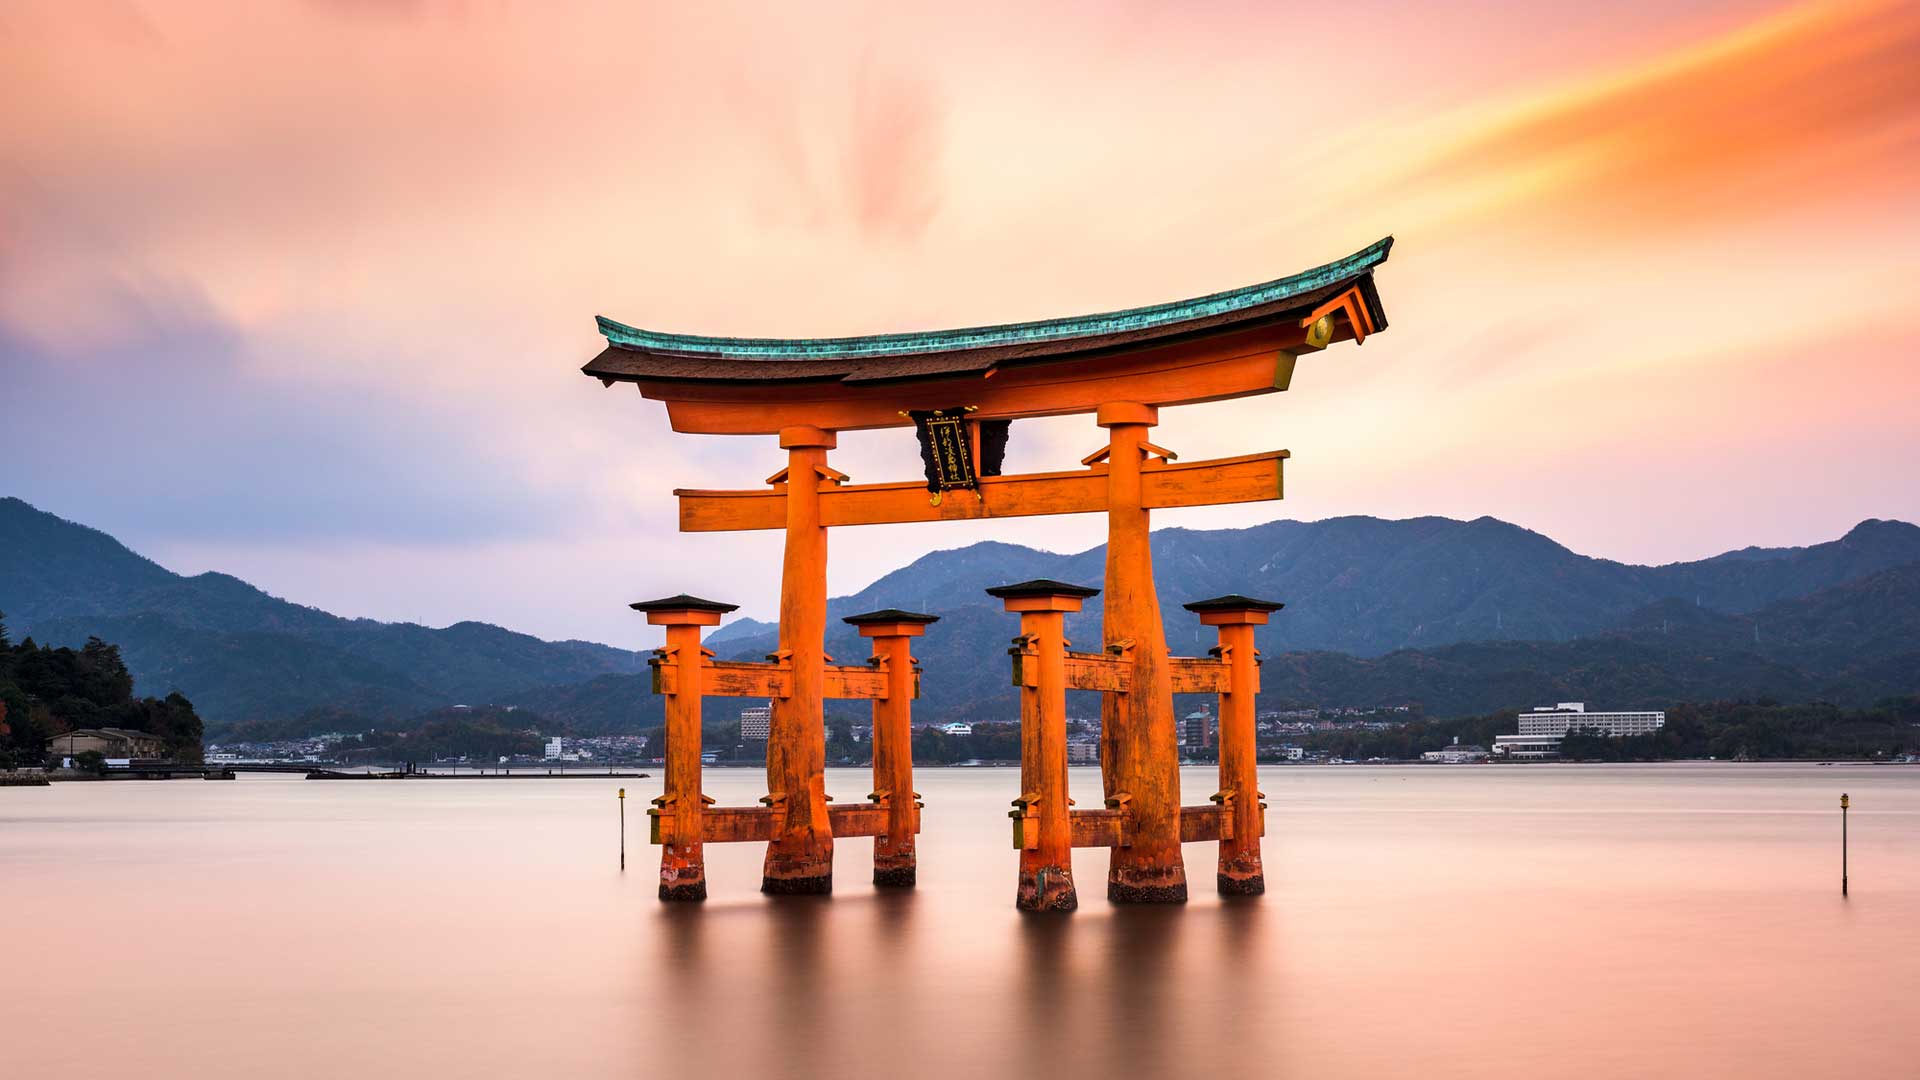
{"left": 1386, "top": 0, "right": 1920, "bottom": 236}
{"left": 1, "top": 0, "right": 1915, "bottom": 646}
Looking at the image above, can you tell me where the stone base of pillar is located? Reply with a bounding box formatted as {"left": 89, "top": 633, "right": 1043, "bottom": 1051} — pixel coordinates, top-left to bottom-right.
{"left": 873, "top": 859, "right": 916, "bottom": 888}
{"left": 1108, "top": 866, "right": 1188, "bottom": 904}
{"left": 1217, "top": 851, "right": 1265, "bottom": 896}
{"left": 1016, "top": 864, "right": 1078, "bottom": 912}
{"left": 664, "top": 864, "right": 718, "bottom": 899}
{"left": 763, "top": 841, "right": 833, "bottom": 895}
{"left": 1216, "top": 872, "right": 1265, "bottom": 896}
{"left": 760, "top": 873, "right": 832, "bottom": 895}
{"left": 658, "top": 854, "right": 706, "bottom": 902}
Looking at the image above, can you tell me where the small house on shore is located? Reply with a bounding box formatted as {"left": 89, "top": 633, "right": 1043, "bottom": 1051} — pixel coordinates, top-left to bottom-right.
{"left": 48, "top": 728, "right": 170, "bottom": 761}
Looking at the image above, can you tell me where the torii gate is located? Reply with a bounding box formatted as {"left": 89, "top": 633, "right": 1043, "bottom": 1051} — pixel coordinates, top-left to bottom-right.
{"left": 586, "top": 237, "right": 1392, "bottom": 903}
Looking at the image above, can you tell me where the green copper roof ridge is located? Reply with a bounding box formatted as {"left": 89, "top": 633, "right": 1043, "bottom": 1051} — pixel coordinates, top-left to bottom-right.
{"left": 597, "top": 236, "right": 1392, "bottom": 360}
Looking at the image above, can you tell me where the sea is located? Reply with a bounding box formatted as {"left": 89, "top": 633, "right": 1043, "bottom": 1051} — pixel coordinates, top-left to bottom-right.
{"left": 6, "top": 763, "right": 1917, "bottom": 1079}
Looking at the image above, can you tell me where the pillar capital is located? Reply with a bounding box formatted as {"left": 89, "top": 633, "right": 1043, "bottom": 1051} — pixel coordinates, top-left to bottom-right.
{"left": 778, "top": 425, "right": 838, "bottom": 450}
{"left": 1182, "top": 594, "right": 1285, "bottom": 627}
{"left": 630, "top": 594, "right": 738, "bottom": 627}
{"left": 986, "top": 579, "right": 1099, "bottom": 614}
{"left": 843, "top": 608, "right": 940, "bottom": 639}
{"left": 1095, "top": 401, "right": 1158, "bottom": 428}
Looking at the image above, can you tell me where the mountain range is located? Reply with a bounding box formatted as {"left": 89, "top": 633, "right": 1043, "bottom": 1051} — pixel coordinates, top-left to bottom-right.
{"left": 0, "top": 497, "right": 644, "bottom": 724}
{"left": 5, "top": 495, "right": 1917, "bottom": 732}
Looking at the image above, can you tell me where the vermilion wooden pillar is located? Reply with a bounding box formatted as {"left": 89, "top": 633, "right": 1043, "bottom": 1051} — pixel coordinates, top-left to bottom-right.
{"left": 844, "top": 609, "right": 938, "bottom": 887}
{"left": 763, "top": 425, "right": 837, "bottom": 894}
{"left": 1096, "top": 402, "right": 1185, "bottom": 903}
{"left": 990, "top": 579, "right": 1099, "bottom": 911}
{"left": 630, "top": 594, "right": 738, "bottom": 902}
{"left": 1184, "top": 595, "right": 1283, "bottom": 896}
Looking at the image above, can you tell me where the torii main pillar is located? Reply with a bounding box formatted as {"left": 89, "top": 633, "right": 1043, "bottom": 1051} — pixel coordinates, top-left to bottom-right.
{"left": 1096, "top": 401, "right": 1185, "bottom": 903}
{"left": 762, "top": 424, "right": 837, "bottom": 894}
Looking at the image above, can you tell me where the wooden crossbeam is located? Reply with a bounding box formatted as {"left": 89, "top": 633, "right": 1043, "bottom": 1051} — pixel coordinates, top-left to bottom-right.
{"left": 1168, "top": 656, "right": 1230, "bottom": 694}
{"left": 1064, "top": 651, "right": 1132, "bottom": 693}
{"left": 822, "top": 663, "right": 903, "bottom": 700}
{"left": 1179, "top": 804, "right": 1235, "bottom": 843}
{"left": 641, "top": 327, "right": 1318, "bottom": 436}
{"left": 707, "top": 660, "right": 792, "bottom": 698}
{"left": 655, "top": 803, "right": 922, "bottom": 845}
{"left": 699, "top": 805, "right": 778, "bottom": 843}
{"left": 1007, "top": 648, "right": 1137, "bottom": 693}
{"left": 650, "top": 658, "right": 911, "bottom": 700}
{"left": 1063, "top": 804, "right": 1244, "bottom": 848}
{"left": 676, "top": 450, "right": 1287, "bottom": 533}
{"left": 827, "top": 802, "right": 919, "bottom": 838}
{"left": 651, "top": 658, "right": 791, "bottom": 698}
{"left": 1069, "top": 807, "right": 1127, "bottom": 848}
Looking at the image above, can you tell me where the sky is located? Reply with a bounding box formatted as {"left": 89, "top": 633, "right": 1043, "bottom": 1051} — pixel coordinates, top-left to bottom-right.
{"left": 3, "top": 0, "right": 1917, "bottom": 650}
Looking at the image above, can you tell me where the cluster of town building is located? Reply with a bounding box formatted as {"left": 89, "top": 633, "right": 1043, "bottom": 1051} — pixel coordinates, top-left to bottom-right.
{"left": 188, "top": 700, "right": 1661, "bottom": 769}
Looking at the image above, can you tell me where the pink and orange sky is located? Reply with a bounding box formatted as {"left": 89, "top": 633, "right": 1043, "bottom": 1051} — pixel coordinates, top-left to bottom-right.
{"left": 4, "top": 0, "right": 1917, "bottom": 648}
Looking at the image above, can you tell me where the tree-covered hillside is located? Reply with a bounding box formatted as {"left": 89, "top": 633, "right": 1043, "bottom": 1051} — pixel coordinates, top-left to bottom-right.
{"left": 0, "top": 612, "right": 204, "bottom": 767}
{"left": 2, "top": 497, "right": 645, "bottom": 726}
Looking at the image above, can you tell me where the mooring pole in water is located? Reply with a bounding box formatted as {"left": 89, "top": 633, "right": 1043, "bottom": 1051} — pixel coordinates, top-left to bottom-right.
{"left": 620, "top": 787, "right": 627, "bottom": 871}
{"left": 1841, "top": 792, "right": 1849, "bottom": 896}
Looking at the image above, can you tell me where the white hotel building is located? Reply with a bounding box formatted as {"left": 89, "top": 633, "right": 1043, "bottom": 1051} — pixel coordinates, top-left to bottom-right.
{"left": 739, "top": 705, "right": 771, "bottom": 742}
{"left": 1493, "top": 702, "right": 1665, "bottom": 759}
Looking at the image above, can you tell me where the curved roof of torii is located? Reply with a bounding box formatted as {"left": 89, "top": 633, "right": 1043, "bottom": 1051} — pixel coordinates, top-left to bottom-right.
{"left": 584, "top": 237, "right": 1391, "bottom": 388}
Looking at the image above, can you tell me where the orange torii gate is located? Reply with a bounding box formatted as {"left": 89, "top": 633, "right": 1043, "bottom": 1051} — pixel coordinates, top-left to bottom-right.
{"left": 585, "top": 237, "right": 1392, "bottom": 903}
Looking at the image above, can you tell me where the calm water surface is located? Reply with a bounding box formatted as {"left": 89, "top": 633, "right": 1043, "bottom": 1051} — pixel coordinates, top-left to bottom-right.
{"left": 6, "top": 764, "right": 1917, "bottom": 1079}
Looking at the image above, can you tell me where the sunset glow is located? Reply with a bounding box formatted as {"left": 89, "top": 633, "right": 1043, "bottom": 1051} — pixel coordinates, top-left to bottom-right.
{"left": 4, "top": 0, "right": 1916, "bottom": 647}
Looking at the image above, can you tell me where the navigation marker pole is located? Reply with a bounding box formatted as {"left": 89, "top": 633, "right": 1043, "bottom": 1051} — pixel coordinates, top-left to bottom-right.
{"left": 1840, "top": 792, "right": 1848, "bottom": 897}
{"left": 620, "top": 787, "right": 627, "bottom": 872}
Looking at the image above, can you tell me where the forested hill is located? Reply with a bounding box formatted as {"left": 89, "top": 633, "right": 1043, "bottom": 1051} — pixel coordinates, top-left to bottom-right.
{"left": 0, "top": 497, "right": 645, "bottom": 725}
{"left": 822, "top": 516, "right": 1920, "bottom": 659}
{"left": 511, "top": 558, "right": 1920, "bottom": 728}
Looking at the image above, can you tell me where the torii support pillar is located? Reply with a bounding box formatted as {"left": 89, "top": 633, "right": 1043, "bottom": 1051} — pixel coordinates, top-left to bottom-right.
{"left": 843, "top": 608, "right": 938, "bottom": 887}
{"left": 1095, "top": 401, "right": 1185, "bottom": 903}
{"left": 630, "top": 593, "right": 739, "bottom": 902}
{"left": 990, "top": 579, "right": 1099, "bottom": 912}
{"left": 1184, "top": 595, "right": 1283, "bottom": 896}
{"left": 764, "top": 424, "right": 838, "bottom": 895}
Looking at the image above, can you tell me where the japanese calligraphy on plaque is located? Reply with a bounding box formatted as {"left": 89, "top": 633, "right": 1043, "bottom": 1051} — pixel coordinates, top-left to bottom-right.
{"left": 910, "top": 408, "right": 978, "bottom": 495}
{"left": 908, "top": 408, "right": 1012, "bottom": 503}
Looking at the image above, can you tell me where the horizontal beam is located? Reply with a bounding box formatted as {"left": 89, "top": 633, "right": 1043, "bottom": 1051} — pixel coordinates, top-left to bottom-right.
{"left": 1064, "top": 651, "right": 1132, "bottom": 693}
{"left": 827, "top": 802, "right": 920, "bottom": 838}
{"left": 678, "top": 450, "right": 1287, "bottom": 533}
{"left": 707, "top": 660, "right": 792, "bottom": 698}
{"left": 1066, "top": 805, "right": 1239, "bottom": 846}
{"left": 650, "top": 659, "right": 908, "bottom": 700}
{"left": 1178, "top": 804, "right": 1235, "bottom": 843}
{"left": 822, "top": 663, "right": 896, "bottom": 700}
{"left": 1069, "top": 807, "right": 1127, "bottom": 848}
{"left": 699, "top": 805, "right": 778, "bottom": 844}
{"left": 1168, "top": 656, "right": 1229, "bottom": 694}
{"left": 639, "top": 318, "right": 1348, "bottom": 435}
{"left": 651, "top": 659, "right": 792, "bottom": 699}
{"left": 658, "top": 803, "right": 923, "bottom": 844}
